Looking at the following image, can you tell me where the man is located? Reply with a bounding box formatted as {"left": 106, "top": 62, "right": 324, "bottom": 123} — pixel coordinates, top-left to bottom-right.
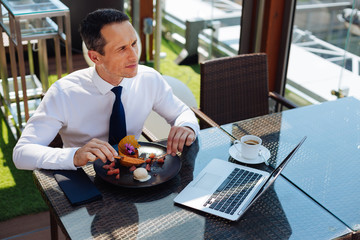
{"left": 13, "top": 9, "right": 199, "bottom": 170}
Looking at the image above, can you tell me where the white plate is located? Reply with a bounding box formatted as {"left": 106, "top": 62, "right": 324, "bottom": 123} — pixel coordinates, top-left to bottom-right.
{"left": 229, "top": 145, "right": 270, "bottom": 164}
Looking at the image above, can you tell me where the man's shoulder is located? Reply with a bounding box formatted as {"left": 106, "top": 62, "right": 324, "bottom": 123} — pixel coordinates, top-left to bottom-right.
{"left": 53, "top": 67, "right": 94, "bottom": 89}
{"left": 137, "top": 65, "right": 161, "bottom": 76}
{"left": 135, "top": 65, "right": 165, "bottom": 86}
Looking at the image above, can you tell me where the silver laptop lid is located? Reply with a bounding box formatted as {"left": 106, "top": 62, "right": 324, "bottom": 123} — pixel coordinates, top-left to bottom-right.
{"left": 240, "top": 136, "right": 307, "bottom": 215}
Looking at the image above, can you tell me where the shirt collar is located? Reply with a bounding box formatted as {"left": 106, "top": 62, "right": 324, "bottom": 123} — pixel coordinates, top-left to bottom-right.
{"left": 91, "top": 67, "right": 132, "bottom": 95}
{"left": 91, "top": 67, "right": 113, "bottom": 95}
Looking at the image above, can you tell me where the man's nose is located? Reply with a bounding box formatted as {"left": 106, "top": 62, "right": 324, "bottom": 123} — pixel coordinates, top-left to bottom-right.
{"left": 128, "top": 47, "right": 138, "bottom": 61}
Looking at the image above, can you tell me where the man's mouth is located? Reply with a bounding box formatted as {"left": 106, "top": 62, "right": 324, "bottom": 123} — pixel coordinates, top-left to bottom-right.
{"left": 126, "top": 63, "right": 138, "bottom": 69}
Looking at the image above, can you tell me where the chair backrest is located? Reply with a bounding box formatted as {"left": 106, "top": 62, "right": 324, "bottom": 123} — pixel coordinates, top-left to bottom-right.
{"left": 200, "top": 53, "right": 269, "bottom": 128}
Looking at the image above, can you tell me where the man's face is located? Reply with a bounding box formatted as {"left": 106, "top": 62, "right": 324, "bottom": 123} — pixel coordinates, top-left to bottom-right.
{"left": 93, "top": 21, "right": 139, "bottom": 85}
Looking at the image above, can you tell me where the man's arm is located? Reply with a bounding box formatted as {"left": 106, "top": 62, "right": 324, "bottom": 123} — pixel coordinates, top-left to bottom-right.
{"left": 150, "top": 75, "right": 199, "bottom": 155}
{"left": 13, "top": 123, "right": 78, "bottom": 170}
{"left": 12, "top": 84, "right": 116, "bottom": 170}
{"left": 13, "top": 84, "right": 76, "bottom": 170}
{"left": 13, "top": 121, "right": 118, "bottom": 170}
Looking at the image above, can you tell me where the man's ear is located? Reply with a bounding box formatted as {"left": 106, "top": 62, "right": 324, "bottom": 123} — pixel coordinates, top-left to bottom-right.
{"left": 87, "top": 50, "right": 101, "bottom": 64}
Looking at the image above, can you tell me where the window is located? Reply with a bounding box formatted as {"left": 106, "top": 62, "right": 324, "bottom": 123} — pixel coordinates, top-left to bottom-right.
{"left": 286, "top": 0, "right": 360, "bottom": 105}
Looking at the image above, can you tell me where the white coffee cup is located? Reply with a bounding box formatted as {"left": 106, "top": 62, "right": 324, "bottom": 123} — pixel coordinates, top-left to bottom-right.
{"left": 233, "top": 135, "right": 262, "bottom": 159}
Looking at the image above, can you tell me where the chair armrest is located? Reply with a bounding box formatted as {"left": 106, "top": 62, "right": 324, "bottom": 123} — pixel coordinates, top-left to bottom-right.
{"left": 269, "top": 91, "right": 298, "bottom": 109}
{"left": 141, "top": 127, "right": 159, "bottom": 142}
{"left": 190, "top": 107, "right": 220, "bottom": 129}
{"left": 48, "top": 134, "right": 63, "bottom": 148}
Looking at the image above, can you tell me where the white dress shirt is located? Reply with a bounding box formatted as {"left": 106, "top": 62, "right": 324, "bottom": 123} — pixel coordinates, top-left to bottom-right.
{"left": 13, "top": 65, "right": 199, "bottom": 170}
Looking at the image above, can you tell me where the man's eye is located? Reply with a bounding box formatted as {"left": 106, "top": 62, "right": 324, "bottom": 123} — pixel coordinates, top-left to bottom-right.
{"left": 132, "top": 41, "right": 137, "bottom": 47}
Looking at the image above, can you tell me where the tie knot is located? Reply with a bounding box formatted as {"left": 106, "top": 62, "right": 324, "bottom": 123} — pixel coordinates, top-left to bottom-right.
{"left": 111, "top": 86, "right": 122, "bottom": 96}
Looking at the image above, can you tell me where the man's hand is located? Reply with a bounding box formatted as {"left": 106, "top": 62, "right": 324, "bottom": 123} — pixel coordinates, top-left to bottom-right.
{"left": 73, "top": 138, "right": 118, "bottom": 167}
{"left": 167, "top": 126, "right": 195, "bottom": 156}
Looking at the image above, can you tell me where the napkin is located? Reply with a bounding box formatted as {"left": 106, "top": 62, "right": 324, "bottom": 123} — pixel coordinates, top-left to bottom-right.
{"left": 54, "top": 168, "right": 102, "bottom": 206}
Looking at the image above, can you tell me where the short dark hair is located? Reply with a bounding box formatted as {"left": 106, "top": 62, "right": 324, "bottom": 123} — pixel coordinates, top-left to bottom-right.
{"left": 79, "top": 8, "right": 130, "bottom": 55}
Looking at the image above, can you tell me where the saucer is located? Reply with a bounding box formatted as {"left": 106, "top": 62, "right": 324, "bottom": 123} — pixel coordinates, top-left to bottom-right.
{"left": 229, "top": 145, "right": 270, "bottom": 164}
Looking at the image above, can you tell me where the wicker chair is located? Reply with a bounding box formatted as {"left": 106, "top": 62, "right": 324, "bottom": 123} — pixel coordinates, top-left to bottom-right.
{"left": 192, "top": 53, "right": 297, "bottom": 129}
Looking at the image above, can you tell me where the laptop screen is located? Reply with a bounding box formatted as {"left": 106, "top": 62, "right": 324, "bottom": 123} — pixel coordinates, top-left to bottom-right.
{"left": 241, "top": 136, "right": 307, "bottom": 214}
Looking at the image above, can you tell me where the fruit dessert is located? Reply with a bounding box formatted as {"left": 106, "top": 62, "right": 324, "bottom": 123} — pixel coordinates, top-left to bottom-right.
{"left": 115, "top": 135, "right": 144, "bottom": 167}
{"left": 118, "top": 135, "right": 140, "bottom": 158}
{"left": 103, "top": 136, "right": 167, "bottom": 182}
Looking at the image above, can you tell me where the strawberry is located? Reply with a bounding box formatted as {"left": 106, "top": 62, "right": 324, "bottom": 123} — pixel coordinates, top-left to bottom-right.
{"left": 103, "top": 164, "right": 111, "bottom": 170}
{"left": 145, "top": 158, "right": 151, "bottom": 164}
{"left": 129, "top": 165, "right": 137, "bottom": 172}
{"left": 157, "top": 158, "right": 164, "bottom": 164}
{"left": 149, "top": 153, "right": 156, "bottom": 159}
{"left": 115, "top": 174, "right": 120, "bottom": 179}
{"left": 145, "top": 164, "right": 151, "bottom": 171}
{"left": 109, "top": 161, "right": 116, "bottom": 168}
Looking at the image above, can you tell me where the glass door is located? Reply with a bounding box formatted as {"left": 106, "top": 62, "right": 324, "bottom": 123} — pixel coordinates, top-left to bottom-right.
{"left": 286, "top": 0, "right": 360, "bottom": 106}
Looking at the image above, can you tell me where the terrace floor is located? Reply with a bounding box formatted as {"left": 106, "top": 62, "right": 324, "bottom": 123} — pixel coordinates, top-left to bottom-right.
{"left": 0, "top": 211, "right": 66, "bottom": 240}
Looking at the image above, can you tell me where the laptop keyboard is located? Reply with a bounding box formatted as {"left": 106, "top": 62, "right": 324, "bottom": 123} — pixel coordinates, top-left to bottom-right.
{"left": 203, "top": 168, "right": 262, "bottom": 215}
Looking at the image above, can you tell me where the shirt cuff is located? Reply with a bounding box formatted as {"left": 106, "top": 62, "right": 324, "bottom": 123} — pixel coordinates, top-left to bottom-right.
{"left": 180, "top": 122, "right": 200, "bottom": 138}
{"left": 41, "top": 147, "right": 80, "bottom": 170}
{"left": 67, "top": 147, "right": 81, "bottom": 169}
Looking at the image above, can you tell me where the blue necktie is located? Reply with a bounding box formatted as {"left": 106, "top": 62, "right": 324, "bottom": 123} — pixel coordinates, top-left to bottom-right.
{"left": 108, "top": 86, "right": 127, "bottom": 145}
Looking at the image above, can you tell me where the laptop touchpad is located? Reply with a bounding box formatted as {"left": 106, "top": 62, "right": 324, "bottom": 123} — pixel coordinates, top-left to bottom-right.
{"left": 193, "top": 172, "right": 222, "bottom": 191}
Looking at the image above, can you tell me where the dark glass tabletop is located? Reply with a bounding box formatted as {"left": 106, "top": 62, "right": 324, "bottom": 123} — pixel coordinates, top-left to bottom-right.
{"left": 221, "top": 96, "right": 360, "bottom": 232}
{"left": 34, "top": 125, "right": 353, "bottom": 239}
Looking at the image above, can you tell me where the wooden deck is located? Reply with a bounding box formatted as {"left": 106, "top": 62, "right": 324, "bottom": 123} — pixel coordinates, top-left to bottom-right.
{"left": 0, "top": 211, "right": 66, "bottom": 240}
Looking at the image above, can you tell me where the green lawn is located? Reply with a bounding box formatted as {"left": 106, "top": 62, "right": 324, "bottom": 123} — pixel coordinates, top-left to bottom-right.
{"left": 158, "top": 39, "right": 200, "bottom": 106}
{"left": 0, "top": 111, "right": 48, "bottom": 222}
{"left": 0, "top": 37, "right": 200, "bottom": 222}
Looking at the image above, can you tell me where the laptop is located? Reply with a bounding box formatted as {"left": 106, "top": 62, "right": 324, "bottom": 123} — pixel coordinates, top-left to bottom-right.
{"left": 174, "top": 136, "right": 306, "bottom": 221}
